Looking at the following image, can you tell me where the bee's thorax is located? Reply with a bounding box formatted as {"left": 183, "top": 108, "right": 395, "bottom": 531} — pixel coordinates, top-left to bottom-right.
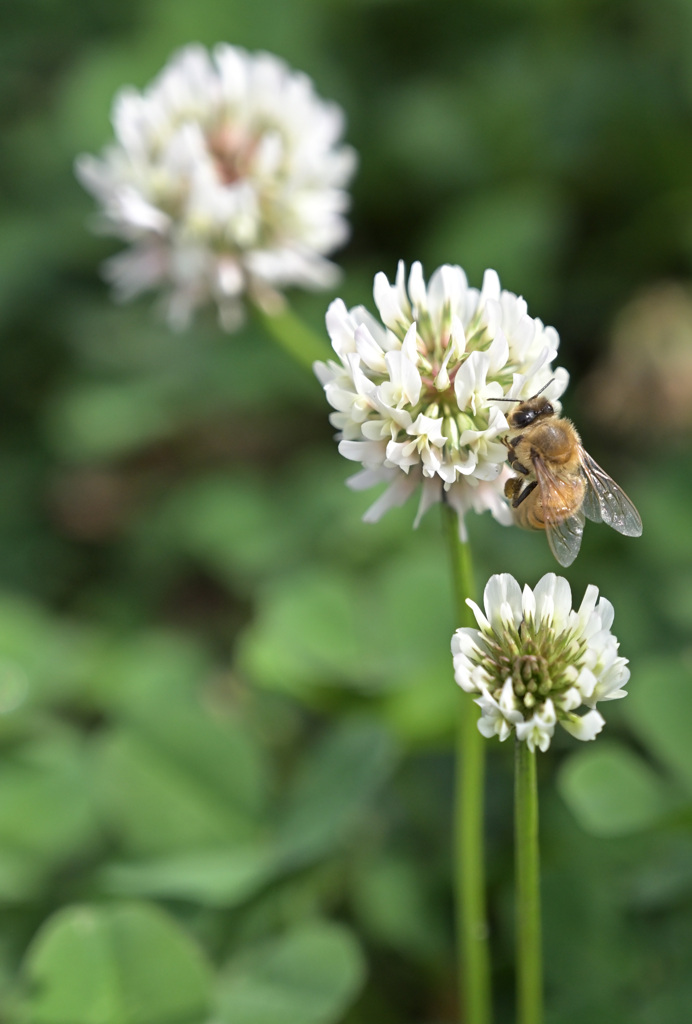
{"left": 524, "top": 420, "right": 575, "bottom": 463}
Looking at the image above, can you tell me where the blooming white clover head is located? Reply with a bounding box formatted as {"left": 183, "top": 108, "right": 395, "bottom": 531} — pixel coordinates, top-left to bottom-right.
{"left": 452, "top": 573, "right": 630, "bottom": 752}
{"left": 314, "top": 262, "right": 568, "bottom": 537}
{"left": 76, "top": 44, "right": 356, "bottom": 330}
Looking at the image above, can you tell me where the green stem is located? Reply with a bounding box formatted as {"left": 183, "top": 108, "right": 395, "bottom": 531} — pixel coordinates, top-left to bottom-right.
{"left": 514, "top": 739, "right": 543, "bottom": 1024}
{"left": 444, "top": 505, "right": 492, "bottom": 1024}
{"left": 256, "top": 305, "right": 331, "bottom": 371}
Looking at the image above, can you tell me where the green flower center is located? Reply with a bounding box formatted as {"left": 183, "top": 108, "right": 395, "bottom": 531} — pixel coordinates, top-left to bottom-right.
{"left": 482, "top": 620, "right": 585, "bottom": 715}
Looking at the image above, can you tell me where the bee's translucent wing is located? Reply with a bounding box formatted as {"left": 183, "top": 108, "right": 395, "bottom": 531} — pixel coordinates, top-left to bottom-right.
{"left": 545, "top": 507, "right": 585, "bottom": 567}
{"left": 579, "top": 449, "right": 643, "bottom": 537}
{"left": 533, "top": 457, "right": 585, "bottom": 567}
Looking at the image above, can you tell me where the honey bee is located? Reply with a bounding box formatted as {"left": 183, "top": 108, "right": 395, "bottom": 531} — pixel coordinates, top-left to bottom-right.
{"left": 499, "top": 383, "right": 642, "bottom": 566}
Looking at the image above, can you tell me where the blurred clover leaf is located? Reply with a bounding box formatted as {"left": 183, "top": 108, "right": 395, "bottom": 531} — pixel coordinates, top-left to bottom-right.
{"left": 559, "top": 655, "right": 692, "bottom": 837}
{"left": 277, "top": 717, "right": 397, "bottom": 867}
{"left": 238, "top": 545, "right": 453, "bottom": 698}
{"left": 17, "top": 901, "right": 212, "bottom": 1024}
{"left": 0, "top": 728, "right": 97, "bottom": 900}
{"left": 98, "top": 845, "right": 279, "bottom": 908}
{"left": 94, "top": 697, "right": 269, "bottom": 857}
{"left": 558, "top": 741, "right": 674, "bottom": 838}
{"left": 214, "top": 920, "right": 366, "bottom": 1024}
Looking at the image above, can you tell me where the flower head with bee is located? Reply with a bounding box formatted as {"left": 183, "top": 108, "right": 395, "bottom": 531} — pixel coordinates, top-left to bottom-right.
{"left": 76, "top": 43, "right": 356, "bottom": 330}
{"left": 315, "top": 262, "right": 568, "bottom": 537}
{"left": 452, "top": 573, "right": 629, "bottom": 752}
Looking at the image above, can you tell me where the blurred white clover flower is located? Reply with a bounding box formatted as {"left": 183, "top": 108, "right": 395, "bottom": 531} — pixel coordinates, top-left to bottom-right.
{"left": 452, "top": 573, "right": 630, "bottom": 753}
{"left": 76, "top": 43, "right": 356, "bottom": 330}
{"left": 315, "top": 262, "right": 568, "bottom": 537}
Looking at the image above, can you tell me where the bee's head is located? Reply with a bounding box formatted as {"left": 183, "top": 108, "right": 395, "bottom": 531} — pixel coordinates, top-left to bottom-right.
{"left": 495, "top": 379, "right": 557, "bottom": 428}
{"left": 508, "top": 396, "right": 555, "bottom": 428}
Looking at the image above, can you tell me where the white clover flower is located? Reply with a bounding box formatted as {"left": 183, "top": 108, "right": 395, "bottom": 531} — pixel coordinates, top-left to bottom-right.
{"left": 314, "top": 262, "right": 568, "bottom": 537}
{"left": 451, "top": 573, "right": 630, "bottom": 752}
{"left": 76, "top": 44, "right": 356, "bottom": 330}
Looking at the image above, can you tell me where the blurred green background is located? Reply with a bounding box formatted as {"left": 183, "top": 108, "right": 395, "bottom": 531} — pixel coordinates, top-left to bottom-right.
{"left": 1, "top": 0, "right": 692, "bottom": 1021}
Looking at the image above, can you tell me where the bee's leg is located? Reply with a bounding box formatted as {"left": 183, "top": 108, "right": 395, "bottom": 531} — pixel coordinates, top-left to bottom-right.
{"left": 510, "top": 479, "right": 538, "bottom": 509}
{"left": 503, "top": 437, "right": 530, "bottom": 474}
{"left": 507, "top": 452, "right": 530, "bottom": 475}
{"left": 504, "top": 434, "right": 523, "bottom": 451}
{"left": 503, "top": 435, "right": 530, "bottom": 474}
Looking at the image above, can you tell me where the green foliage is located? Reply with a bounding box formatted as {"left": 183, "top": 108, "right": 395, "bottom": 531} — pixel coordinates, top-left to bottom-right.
{"left": 1, "top": 0, "right": 691, "bottom": 1021}
{"left": 0, "top": 729, "right": 97, "bottom": 900}
{"left": 558, "top": 741, "right": 675, "bottom": 837}
{"left": 277, "top": 719, "right": 397, "bottom": 866}
{"left": 99, "top": 847, "right": 279, "bottom": 908}
{"left": 18, "top": 902, "right": 212, "bottom": 1024}
{"left": 215, "top": 921, "right": 366, "bottom": 1024}
{"left": 627, "top": 656, "right": 692, "bottom": 793}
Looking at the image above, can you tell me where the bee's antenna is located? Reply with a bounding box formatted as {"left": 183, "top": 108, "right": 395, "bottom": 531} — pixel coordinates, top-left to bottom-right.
{"left": 493, "top": 378, "right": 555, "bottom": 403}
{"left": 530, "top": 378, "right": 555, "bottom": 400}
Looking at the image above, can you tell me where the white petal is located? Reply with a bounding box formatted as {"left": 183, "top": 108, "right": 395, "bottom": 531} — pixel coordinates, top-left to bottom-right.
{"left": 346, "top": 466, "right": 394, "bottom": 491}
{"left": 354, "top": 323, "right": 387, "bottom": 373}
{"left": 407, "top": 261, "right": 427, "bottom": 313}
{"left": 338, "top": 439, "right": 386, "bottom": 466}
{"left": 217, "top": 257, "right": 244, "bottom": 296}
{"left": 596, "top": 596, "right": 615, "bottom": 633}
{"left": 516, "top": 700, "right": 557, "bottom": 751}
{"left": 326, "top": 298, "right": 357, "bottom": 357}
{"left": 533, "top": 573, "right": 572, "bottom": 629}
{"left": 556, "top": 686, "right": 582, "bottom": 712}
{"left": 486, "top": 329, "right": 509, "bottom": 375}
{"left": 454, "top": 350, "right": 490, "bottom": 412}
{"left": 374, "top": 269, "right": 409, "bottom": 331}
{"left": 477, "top": 715, "right": 500, "bottom": 740}
{"left": 561, "top": 710, "right": 605, "bottom": 742}
{"left": 451, "top": 627, "right": 482, "bottom": 658}
{"left": 575, "top": 584, "right": 600, "bottom": 633}
{"left": 483, "top": 574, "right": 523, "bottom": 634}
{"left": 479, "top": 268, "right": 501, "bottom": 303}
{"left": 575, "top": 666, "right": 598, "bottom": 700}
{"left": 413, "top": 477, "right": 442, "bottom": 528}
{"left": 521, "top": 584, "right": 537, "bottom": 623}
{"left": 498, "top": 678, "right": 523, "bottom": 720}
{"left": 361, "top": 473, "right": 418, "bottom": 522}
{"left": 466, "top": 598, "right": 491, "bottom": 633}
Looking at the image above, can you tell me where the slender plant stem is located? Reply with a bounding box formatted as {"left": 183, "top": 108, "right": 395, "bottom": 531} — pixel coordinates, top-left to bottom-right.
{"left": 514, "top": 739, "right": 543, "bottom": 1024}
{"left": 256, "top": 305, "right": 331, "bottom": 371}
{"left": 444, "top": 504, "right": 492, "bottom": 1024}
